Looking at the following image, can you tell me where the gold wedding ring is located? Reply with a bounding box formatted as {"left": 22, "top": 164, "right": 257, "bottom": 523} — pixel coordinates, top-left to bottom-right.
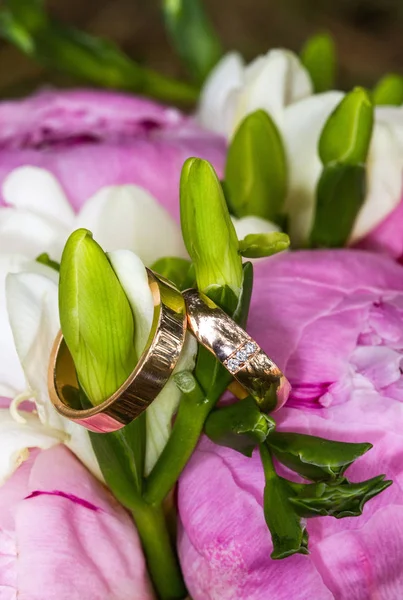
{"left": 48, "top": 269, "right": 187, "bottom": 433}
{"left": 183, "top": 289, "right": 291, "bottom": 412}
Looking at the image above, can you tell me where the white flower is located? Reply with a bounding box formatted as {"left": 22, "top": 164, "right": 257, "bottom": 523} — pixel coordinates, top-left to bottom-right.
{"left": 282, "top": 93, "right": 403, "bottom": 245}
{"left": 0, "top": 166, "right": 187, "bottom": 264}
{"left": 0, "top": 166, "right": 192, "bottom": 484}
{"left": 1, "top": 250, "right": 196, "bottom": 485}
{"left": 198, "top": 49, "right": 312, "bottom": 138}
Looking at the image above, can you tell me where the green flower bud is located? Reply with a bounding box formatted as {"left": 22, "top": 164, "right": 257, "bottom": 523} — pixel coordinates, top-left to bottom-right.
{"left": 59, "top": 228, "right": 137, "bottom": 406}
{"left": 205, "top": 397, "right": 276, "bottom": 457}
{"left": 238, "top": 232, "right": 290, "bottom": 258}
{"left": 267, "top": 431, "right": 372, "bottom": 481}
{"left": 309, "top": 163, "right": 366, "bottom": 248}
{"left": 373, "top": 73, "right": 403, "bottom": 106}
{"left": 301, "top": 32, "right": 336, "bottom": 93}
{"left": 224, "top": 110, "right": 287, "bottom": 222}
{"left": 319, "top": 87, "right": 374, "bottom": 166}
{"left": 290, "top": 475, "right": 392, "bottom": 518}
{"left": 180, "top": 157, "right": 243, "bottom": 298}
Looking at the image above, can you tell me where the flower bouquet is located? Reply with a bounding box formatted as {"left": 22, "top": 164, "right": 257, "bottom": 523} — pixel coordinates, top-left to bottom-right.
{"left": 0, "top": 1, "right": 403, "bottom": 599}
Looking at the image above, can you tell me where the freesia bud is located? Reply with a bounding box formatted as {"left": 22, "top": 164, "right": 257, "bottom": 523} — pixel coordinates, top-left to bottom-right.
{"left": 238, "top": 232, "right": 290, "bottom": 258}
{"left": 180, "top": 157, "right": 243, "bottom": 299}
{"left": 319, "top": 87, "right": 374, "bottom": 166}
{"left": 59, "top": 228, "right": 137, "bottom": 406}
{"left": 205, "top": 397, "right": 275, "bottom": 456}
{"left": 300, "top": 33, "right": 336, "bottom": 93}
{"left": 224, "top": 110, "right": 287, "bottom": 222}
{"left": 373, "top": 73, "right": 403, "bottom": 106}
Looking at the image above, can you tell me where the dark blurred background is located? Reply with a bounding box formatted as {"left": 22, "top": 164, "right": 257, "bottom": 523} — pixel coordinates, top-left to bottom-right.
{"left": 1, "top": 0, "right": 403, "bottom": 97}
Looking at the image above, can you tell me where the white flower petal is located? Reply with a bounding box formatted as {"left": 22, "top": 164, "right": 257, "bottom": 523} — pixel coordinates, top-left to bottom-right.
{"left": 198, "top": 51, "right": 245, "bottom": 136}
{"left": 77, "top": 185, "right": 187, "bottom": 265}
{"left": 109, "top": 249, "right": 197, "bottom": 474}
{"left": 232, "top": 215, "right": 280, "bottom": 240}
{"left": 5, "top": 269, "right": 101, "bottom": 479}
{"left": 2, "top": 166, "right": 75, "bottom": 226}
{"left": 282, "top": 91, "right": 344, "bottom": 246}
{"left": 0, "top": 256, "right": 56, "bottom": 397}
{"left": 0, "top": 207, "right": 68, "bottom": 259}
{"left": 230, "top": 49, "right": 313, "bottom": 137}
{"left": 351, "top": 107, "right": 403, "bottom": 240}
{"left": 0, "top": 408, "right": 61, "bottom": 485}
{"left": 108, "top": 250, "right": 154, "bottom": 357}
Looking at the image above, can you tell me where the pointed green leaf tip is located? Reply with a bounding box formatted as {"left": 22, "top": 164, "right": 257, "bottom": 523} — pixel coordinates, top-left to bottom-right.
{"left": 59, "top": 228, "right": 137, "bottom": 406}
{"left": 319, "top": 87, "right": 374, "bottom": 166}
{"left": 180, "top": 158, "right": 243, "bottom": 296}
{"left": 373, "top": 73, "right": 403, "bottom": 106}
{"left": 301, "top": 33, "right": 336, "bottom": 93}
{"left": 225, "top": 110, "right": 287, "bottom": 223}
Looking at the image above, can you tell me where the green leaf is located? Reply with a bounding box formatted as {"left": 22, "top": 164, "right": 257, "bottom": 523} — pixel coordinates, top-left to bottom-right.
{"left": 267, "top": 431, "right": 372, "bottom": 481}
{"left": 290, "top": 476, "right": 392, "bottom": 518}
{"left": 309, "top": 163, "right": 366, "bottom": 248}
{"left": 180, "top": 158, "right": 243, "bottom": 298}
{"left": 300, "top": 33, "right": 336, "bottom": 93}
{"left": 260, "top": 445, "right": 309, "bottom": 560}
{"left": 238, "top": 232, "right": 290, "bottom": 258}
{"left": 162, "top": 0, "right": 222, "bottom": 83}
{"left": 225, "top": 110, "right": 287, "bottom": 222}
{"left": 0, "top": 0, "right": 197, "bottom": 104}
{"left": 319, "top": 88, "right": 374, "bottom": 166}
{"left": 36, "top": 252, "right": 60, "bottom": 272}
{"left": 373, "top": 73, "right": 403, "bottom": 106}
{"left": 205, "top": 397, "right": 275, "bottom": 456}
{"left": 59, "top": 229, "right": 137, "bottom": 406}
{"left": 151, "top": 256, "right": 194, "bottom": 291}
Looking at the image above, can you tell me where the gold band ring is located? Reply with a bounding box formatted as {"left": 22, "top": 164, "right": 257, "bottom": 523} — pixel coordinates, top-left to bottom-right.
{"left": 48, "top": 269, "right": 187, "bottom": 433}
{"left": 183, "top": 289, "right": 291, "bottom": 412}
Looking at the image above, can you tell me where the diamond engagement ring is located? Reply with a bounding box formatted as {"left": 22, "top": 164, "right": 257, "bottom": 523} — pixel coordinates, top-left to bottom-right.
{"left": 183, "top": 289, "right": 291, "bottom": 412}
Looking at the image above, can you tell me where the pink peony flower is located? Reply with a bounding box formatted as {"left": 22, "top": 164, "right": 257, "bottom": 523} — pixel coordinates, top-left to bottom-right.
{"left": 178, "top": 249, "right": 403, "bottom": 600}
{"left": 0, "top": 444, "right": 154, "bottom": 600}
{"left": 0, "top": 88, "right": 225, "bottom": 219}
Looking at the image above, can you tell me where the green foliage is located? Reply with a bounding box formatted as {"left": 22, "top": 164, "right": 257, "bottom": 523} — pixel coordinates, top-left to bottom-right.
{"left": 162, "top": 0, "right": 222, "bottom": 83}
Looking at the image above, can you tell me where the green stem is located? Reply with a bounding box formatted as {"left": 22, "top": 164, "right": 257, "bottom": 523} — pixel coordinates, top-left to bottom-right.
{"left": 145, "top": 369, "right": 230, "bottom": 505}
{"left": 259, "top": 442, "right": 276, "bottom": 479}
{"left": 130, "top": 499, "right": 186, "bottom": 600}
{"left": 145, "top": 379, "right": 209, "bottom": 505}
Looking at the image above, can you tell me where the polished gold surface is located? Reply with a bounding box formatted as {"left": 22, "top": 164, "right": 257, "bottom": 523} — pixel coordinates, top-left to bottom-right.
{"left": 183, "top": 289, "right": 291, "bottom": 412}
{"left": 48, "top": 269, "right": 187, "bottom": 432}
